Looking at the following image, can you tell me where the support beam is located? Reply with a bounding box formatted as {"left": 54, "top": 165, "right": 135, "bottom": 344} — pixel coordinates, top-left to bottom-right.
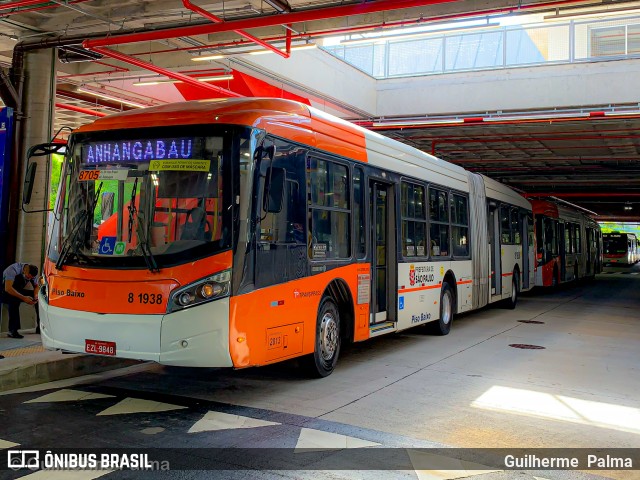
{"left": 90, "top": 46, "right": 243, "bottom": 97}
{"left": 182, "top": 0, "right": 290, "bottom": 58}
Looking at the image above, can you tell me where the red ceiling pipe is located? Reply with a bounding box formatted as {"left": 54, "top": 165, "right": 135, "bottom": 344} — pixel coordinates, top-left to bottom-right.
{"left": 59, "top": 69, "right": 126, "bottom": 79}
{"left": 285, "top": 24, "right": 292, "bottom": 53}
{"left": 410, "top": 134, "right": 640, "bottom": 143}
{"left": 0, "top": 0, "right": 89, "bottom": 17}
{"left": 55, "top": 102, "right": 107, "bottom": 117}
{"left": 447, "top": 156, "right": 640, "bottom": 163}
{"left": 84, "top": 0, "right": 469, "bottom": 49}
{"left": 137, "top": 17, "right": 428, "bottom": 56}
{"left": 371, "top": 113, "right": 640, "bottom": 130}
{"left": 0, "top": 0, "right": 55, "bottom": 10}
{"left": 89, "top": 46, "right": 243, "bottom": 97}
{"left": 524, "top": 193, "right": 640, "bottom": 198}
{"left": 182, "top": 0, "right": 289, "bottom": 58}
{"left": 441, "top": 145, "right": 640, "bottom": 153}
{"left": 421, "top": 126, "right": 640, "bottom": 140}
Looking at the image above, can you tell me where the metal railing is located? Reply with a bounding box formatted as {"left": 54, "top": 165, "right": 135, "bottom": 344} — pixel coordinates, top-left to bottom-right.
{"left": 322, "top": 14, "right": 640, "bottom": 78}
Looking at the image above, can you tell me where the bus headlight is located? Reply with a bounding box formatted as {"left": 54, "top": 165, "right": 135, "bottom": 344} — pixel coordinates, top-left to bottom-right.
{"left": 168, "top": 270, "right": 231, "bottom": 313}
{"left": 38, "top": 276, "right": 48, "bottom": 303}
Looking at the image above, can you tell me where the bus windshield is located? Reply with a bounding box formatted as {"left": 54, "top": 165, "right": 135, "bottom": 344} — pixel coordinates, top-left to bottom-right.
{"left": 48, "top": 125, "right": 241, "bottom": 270}
{"left": 603, "top": 234, "right": 627, "bottom": 254}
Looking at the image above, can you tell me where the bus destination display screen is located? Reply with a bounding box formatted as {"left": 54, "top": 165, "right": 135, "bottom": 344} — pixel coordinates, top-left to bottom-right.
{"left": 81, "top": 137, "right": 203, "bottom": 164}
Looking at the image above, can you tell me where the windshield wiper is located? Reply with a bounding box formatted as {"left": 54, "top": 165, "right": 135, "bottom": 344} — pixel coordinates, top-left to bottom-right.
{"left": 85, "top": 182, "right": 103, "bottom": 241}
{"left": 55, "top": 210, "right": 88, "bottom": 270}
{"left": 127, "top": 177, "right": 138, "bottom": 243}
{"left": 136, "top": 216, "right": 159, "bottom": 273}
{"left": 56, "top": 182, "right": 102, "bottom": 270}
{"left": 126, "top": 177, "right": 158, "bottom": 273}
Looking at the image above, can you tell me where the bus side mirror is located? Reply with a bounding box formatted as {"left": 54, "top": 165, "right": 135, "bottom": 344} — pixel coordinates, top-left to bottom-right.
{"left": 264, "top": 167, "right": 285, "bottom": 213}
{"left": 23, "top": 141, "right": 66, "bottom": 211}
{"left": 23, "top": 162, "right": 37, "bottom": 205}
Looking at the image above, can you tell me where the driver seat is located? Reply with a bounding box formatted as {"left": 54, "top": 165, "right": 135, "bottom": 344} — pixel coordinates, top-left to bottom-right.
{"left": 181, "top": 207, "right": 210, "bottom": 241}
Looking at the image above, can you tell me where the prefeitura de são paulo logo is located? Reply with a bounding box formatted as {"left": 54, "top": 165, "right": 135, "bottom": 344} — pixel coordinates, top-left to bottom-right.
{"left": 409, "top": 265, "right": 416, "bottom": 286}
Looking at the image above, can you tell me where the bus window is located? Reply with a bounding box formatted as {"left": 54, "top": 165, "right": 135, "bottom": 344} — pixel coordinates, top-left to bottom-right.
{"left": 308, "top": 158, "right": 350, "bottom": 259}
{"left": 500, "top": 205, "right": 512, "bottom": 244}
{"left": 451, "top": 194, "right": 469, "bottom": 257}
{"left": 574, "top": 224, "right": 581, "bottom": 253}
{"left": 536, "top": 215, "right": 544, "bottom": 263}
{"left": 353, "top": 167, "right": 366, "bottom": 259}
{"left": 511, "top": 208, "right": 522, "bottom": 245}
{"left": 527, "top": 212, "right": 534, "bottom": 249}
{"left": 544, "top": 218, "right": 558, "bottom": 262}
{"left": 401, "top": 181, "right": 426, "bottom": 257}
{"left": 429, "top": 188, "right": 449, "bottom": 257}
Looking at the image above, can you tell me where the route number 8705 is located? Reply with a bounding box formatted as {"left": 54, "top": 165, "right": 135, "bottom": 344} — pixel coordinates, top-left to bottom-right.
{"left": 128, "top": 293, "right": 163, "bottom": 304}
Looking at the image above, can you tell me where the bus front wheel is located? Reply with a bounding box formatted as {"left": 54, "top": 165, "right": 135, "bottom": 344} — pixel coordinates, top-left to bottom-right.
{"left": 430, "top": 283, "right": 454, "bottom": 336}
{"left": 305, "top": 296, "right": 341, "bottom": 378}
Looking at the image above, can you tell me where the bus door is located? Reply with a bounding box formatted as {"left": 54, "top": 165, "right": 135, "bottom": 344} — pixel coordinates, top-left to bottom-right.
{"left": 370, "top": 180, "right": 395, "bottom": 325}
{"left": 488, "top": 203, "right": 502, "bottom": 295}
{"left": 559, "top": 222, "right": 567, "bottom": 281}
{"left": 521, "top": 212, "right": 530, "bottom": 290}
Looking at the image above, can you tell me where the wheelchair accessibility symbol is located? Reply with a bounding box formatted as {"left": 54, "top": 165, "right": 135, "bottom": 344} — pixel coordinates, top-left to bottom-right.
{"left": 99, "top": 236, "right": 117, "bottom": 255}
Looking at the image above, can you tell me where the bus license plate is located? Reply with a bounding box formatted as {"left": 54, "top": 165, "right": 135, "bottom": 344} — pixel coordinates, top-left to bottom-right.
{"left": 85, "top": 339, "right": 116, "bottom": 356}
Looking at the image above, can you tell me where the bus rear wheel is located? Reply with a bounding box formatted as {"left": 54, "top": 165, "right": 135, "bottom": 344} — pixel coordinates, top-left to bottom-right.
{"left": 504, "top": 273, "right": 518, "bottom": 310}
{"left": 430, "top": 283, "right": 454, "bottom": 336}
{"left": 305, "top": 296, "right": 341, "bottom": 378}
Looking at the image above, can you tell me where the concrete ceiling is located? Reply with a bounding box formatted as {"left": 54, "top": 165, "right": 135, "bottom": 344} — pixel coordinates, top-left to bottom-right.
{"left": 2, "top": 0, "right": 640, "bottom": 221}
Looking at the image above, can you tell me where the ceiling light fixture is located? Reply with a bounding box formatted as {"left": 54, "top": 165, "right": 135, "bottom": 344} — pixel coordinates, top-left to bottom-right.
{"left": 77, "top": 87, "right": 149, "bottom": 108}
{"left": 604, "top": 110, "right": 640, "bottom": 117}
{"left": 133, "top": 74, "right": 234, "bottom": 86}
{"left": 192, "top": 54, "right": 226, "bottom": 62}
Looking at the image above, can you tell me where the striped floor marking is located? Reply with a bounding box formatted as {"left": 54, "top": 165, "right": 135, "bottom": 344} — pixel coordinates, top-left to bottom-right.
{"left": 188, "top": 411, "right": 280, "bottom": 433}
{"left": 16, "top": 470, "right": 113, "bottom": 479}
{"left": 0, "top": 439, "right": 19, "bottom": 449}
{"left": 294, "top": 427, "right": 380, "bottom": 452}
{"left": 96, "top": 397, "right": 187, "bottom": 416}
{"left": 407, "top": 450, "right": 501, "bottom": 480}
{"left": 24, "top": 389, "right": 115, "bottom": 404}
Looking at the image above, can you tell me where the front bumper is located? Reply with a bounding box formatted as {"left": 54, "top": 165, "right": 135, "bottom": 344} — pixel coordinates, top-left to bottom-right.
{"left": 39, "top": 297, "right": 233, "bottom": 367}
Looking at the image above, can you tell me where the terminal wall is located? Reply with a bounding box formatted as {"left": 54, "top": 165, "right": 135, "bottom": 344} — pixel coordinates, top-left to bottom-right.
{"left": 375, "top": 59, "right": 640, "bottom": 117}
{"left": 237, "top": 49, "right": 378, "bottom": 117}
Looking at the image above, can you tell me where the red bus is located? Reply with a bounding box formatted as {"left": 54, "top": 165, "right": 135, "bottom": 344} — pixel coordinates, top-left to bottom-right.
{"left": 531, "top": 199, "right": 602, "bottom": 287}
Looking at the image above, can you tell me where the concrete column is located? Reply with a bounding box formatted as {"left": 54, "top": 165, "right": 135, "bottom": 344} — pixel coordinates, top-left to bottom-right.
{"left": 16, "top": 48, "right": 55, "bottom": 271}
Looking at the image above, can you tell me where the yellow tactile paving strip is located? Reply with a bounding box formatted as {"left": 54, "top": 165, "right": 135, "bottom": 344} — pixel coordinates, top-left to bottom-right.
{"left": 1, "top": 345, "right": 45, "bottom": 357}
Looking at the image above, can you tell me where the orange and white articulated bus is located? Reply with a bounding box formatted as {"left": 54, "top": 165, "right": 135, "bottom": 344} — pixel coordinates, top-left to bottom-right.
{"left": 603, "top": 232, "right": 639, "bottom": 265}
{"left": 38, "top": 98, "right": 534, "bottom": 377}
{"left": 531, "top": 199, "right": 602, "bottom": 287}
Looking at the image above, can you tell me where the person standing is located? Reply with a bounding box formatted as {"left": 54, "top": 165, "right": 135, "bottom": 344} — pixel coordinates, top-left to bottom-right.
{"left": 2, "top": 263, "right": 40, "bottom": 339}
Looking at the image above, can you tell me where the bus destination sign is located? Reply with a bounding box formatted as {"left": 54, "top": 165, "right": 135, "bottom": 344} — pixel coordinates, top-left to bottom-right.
{"left": 82, "top": 137, "right": 199, "bottom": 164}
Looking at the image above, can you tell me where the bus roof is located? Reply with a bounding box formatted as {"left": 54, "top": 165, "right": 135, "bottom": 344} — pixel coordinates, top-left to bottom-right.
{"left": 72, "top": 97, "right": 524, "bottom": 199}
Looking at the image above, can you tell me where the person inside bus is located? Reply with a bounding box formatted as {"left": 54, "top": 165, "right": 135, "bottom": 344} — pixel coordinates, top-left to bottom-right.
{"left": 2, "top": 263, "right": 40, "bottom": 339}
{"left": 181, "top": 207, "right": 210, "bottom": 241}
